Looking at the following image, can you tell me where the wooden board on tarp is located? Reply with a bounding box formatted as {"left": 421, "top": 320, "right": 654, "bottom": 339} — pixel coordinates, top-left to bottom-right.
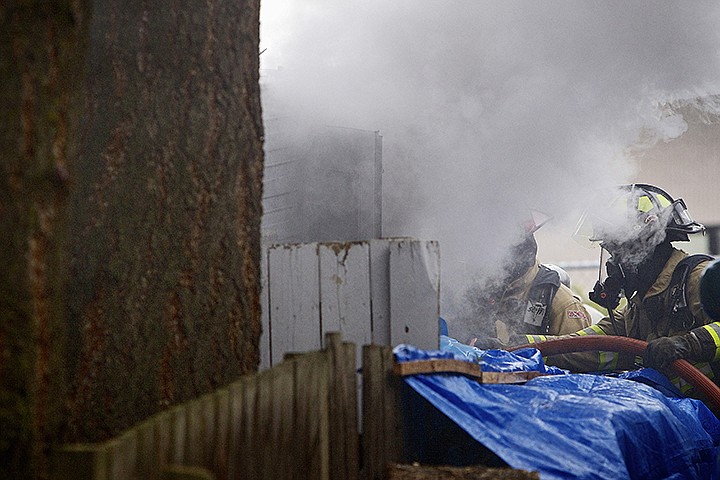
{"left": 386, "top": 463, "right": 540, "bottom": 480}
{"left": 393, "top": 359, "right": 544, "bottom": 384}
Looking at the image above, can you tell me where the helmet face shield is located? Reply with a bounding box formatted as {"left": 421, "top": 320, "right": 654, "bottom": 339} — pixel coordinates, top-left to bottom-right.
{"left": 571, "top": 210, "right": 597, "bottom": 249}
{"left": 572, "top": 183, "right": 704, "bottom": 265}
{"left": 523, "top": 208, "right": 552, "bottom": 235}
{"left": 572, "top": 184, "right": 669, "bottom": 247}
{"left": 669, "top": 198, "right": 705, "bottom": 236}
{"left": 672, "top": 199, "right": 693, "bottom": 225}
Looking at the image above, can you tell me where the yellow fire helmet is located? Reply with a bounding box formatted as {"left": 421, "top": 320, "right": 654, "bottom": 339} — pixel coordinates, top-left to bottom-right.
{"left": 572, "top": 183, "right": 705, "bottom": 250}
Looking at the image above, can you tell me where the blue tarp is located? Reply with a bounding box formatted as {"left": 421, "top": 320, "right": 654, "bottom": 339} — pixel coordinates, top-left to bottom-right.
{"left": 394, "top": 338, "right": 720, "bottom": 480}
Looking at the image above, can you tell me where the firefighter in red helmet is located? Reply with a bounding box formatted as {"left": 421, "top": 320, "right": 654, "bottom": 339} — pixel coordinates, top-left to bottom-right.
{"left": 467, "top": 210, "right": 591, "bottom": 348}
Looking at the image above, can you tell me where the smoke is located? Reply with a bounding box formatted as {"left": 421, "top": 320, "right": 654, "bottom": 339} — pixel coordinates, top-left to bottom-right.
{"left": 576, "top": 184, "right": 677, "bottom": 270}
{"left": 259, "top": 1, "right": 720, "bottom": 337}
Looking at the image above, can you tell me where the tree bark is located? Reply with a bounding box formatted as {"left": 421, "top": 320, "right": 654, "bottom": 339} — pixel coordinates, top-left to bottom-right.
{"left": 0, "top": 1, "right": 263, "bottom": 478}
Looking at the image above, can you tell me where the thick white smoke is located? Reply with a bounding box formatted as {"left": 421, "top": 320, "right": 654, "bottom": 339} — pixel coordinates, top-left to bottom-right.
{"left": 260, "top": 1, "right": 720, "bottom": 337}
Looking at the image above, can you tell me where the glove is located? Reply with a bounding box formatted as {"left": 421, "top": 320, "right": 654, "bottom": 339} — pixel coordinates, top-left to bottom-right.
{"left": 643, "top": 333, "right": 701, "bottom": 371}
{"left": 468, "top": 336, "right": 508, "bottom": 350}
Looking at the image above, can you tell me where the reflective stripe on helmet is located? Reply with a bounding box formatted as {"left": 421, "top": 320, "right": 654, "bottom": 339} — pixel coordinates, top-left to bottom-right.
{"left": 637, "top": 195, "right": 654, "bottom": 213}
{"left": 636, "top": 192, "right": 672, "bottom": 213}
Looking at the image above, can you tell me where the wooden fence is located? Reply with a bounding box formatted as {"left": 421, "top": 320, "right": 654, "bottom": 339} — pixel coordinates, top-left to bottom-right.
{"left": 51, "top": 236, "right": 441, "bottom": 480}
{"left": 260, "top": 238, "right": 441, "bottom": 370}
{"left": 50, "top": 333, "right": 398, "bottom": 480}
{"left": 50, "top": 336, "right": 537, "bottom": 480}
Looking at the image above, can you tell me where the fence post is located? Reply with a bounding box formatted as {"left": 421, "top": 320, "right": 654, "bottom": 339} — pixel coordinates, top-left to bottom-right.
{"left": 361, "top": 344, "right": 404, "bottom": 480}
{"left": 293, "top": 351, "right": 330, "bottom": 480}
{"left": 212, "top": 388, "right": 231, "bottom": 480}
{"left": 326, "top": 332, "right": 359, "bottom": 480}
{"left": 50, "top": 444, "right": 107, "bottom": 480}
{"left": 161, "top": 465, "right": 215, "bottom": 480}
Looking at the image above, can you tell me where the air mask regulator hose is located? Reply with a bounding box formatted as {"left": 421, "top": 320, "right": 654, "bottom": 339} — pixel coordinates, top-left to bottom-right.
{"left": 508, "top": 335, "right": 720, "bottom": 414}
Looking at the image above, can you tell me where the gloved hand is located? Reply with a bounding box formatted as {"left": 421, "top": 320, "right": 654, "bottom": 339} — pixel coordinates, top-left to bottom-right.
{"left": 643, "top": 333, "right": 701, "bottom": 371}
{"left": 467, "top": 336, "right": 508, "bottom": 350}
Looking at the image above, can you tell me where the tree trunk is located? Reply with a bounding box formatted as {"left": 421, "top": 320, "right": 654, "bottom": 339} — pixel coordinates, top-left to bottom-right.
{"left": 0, "top": 1, "right": 263, "bottom": 478}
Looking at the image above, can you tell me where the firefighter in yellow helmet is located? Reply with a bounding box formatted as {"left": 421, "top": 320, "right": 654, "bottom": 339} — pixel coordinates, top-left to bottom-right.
{"left": 700, "top": 258, "right": 720, "bottom": 321}
{"left": 467, "top": 211, "right": 591, "bottom": 348}
{"left": 519, "top": 184, "right": 717, "bottom": 403}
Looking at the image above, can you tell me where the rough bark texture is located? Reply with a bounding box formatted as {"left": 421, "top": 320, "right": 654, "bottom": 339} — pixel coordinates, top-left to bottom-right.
{"left": 0, "top": 1, "right": 263, "bottom": 478}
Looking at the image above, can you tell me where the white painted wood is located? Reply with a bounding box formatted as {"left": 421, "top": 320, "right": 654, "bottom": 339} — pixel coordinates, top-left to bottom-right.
{"left": 262, "top": 238, "right": 441, "bottom": 367}
{"left": 389, "top": 239, "right": 441, "bottom": 350}
{"left": 368, "top": 239, "right": 391, "bottom": 345}
{"left": 259, "top": 246, "right": 271, "bottom": 370}
{"left": 319, "top": 242, "right": 372, "bottom": 351}
{"left": 267, "top": 243, "right": 321, "bottom": 365}
{"left": 318, "top": 241, "right": 372, "bottom": 435}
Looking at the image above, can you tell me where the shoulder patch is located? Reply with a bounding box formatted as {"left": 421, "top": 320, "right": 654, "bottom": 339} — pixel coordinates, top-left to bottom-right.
{"left": 567, "top": 310, "right": 587, "bottom": 319}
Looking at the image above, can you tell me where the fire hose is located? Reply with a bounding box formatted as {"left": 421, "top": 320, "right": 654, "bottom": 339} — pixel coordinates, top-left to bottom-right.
{"left": 508, "top": 335, "right": 720, "bottom": 413}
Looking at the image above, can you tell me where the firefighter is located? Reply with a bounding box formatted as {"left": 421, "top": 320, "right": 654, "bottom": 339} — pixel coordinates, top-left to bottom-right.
{"left": 467, "top": 213, "right": 592, "bottom": 347}
{"left": 700, "top": 258, "right": 720, "bottom": 321}
{"left": 643, "top": 256, "right": 720, "bottom": 369}
{"left": 519, "top": 184, "right": 717, "bottom": 401}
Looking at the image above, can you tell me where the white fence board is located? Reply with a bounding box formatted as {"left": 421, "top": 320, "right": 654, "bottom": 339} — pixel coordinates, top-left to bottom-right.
{"left": 268, "top": 243, "right": 321, "bottom": 365}
{"left": 389, "top": 239, "right": 440, "bottom": 350}
{"left": 319, "top": 242, "right": 372, "bottom": 351}
{"left": 368, "top": 240, "right": 391, "bottom": 345}
{"left": 260, "top": 247, "right": 270, "bottom": 370}
{"left": 261, "top": 238, "right": 440, "bottom": 368}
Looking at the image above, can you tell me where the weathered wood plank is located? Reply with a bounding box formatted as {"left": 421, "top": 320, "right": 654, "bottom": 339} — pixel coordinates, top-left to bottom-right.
{"left": 260, "top": 245, "right": 271, "bottom": 370}
{"left": 386, "top": 463, "right": 540, "bottom": 479}
{"left": 170, "top": 406, "right": 187, "bottom": 465}
{"left": 382, "top": 347, "right": 404, "bottom": 470}
{"left": 392, "top": 359, "right": 544, "bottom": 384}
{"left": 368, "top": 240, "right": 391, "bottom": 345}
{"left": 361, "top": 345, "right": 385, "bottom": 480}
{"left": 244, "top": 378, "right": 261, "bottom": 480}
{"left": 212, "top": 388, "right": 231, "bottom": 480}
{"left": 276, "top": 361, "right": 297, "bottom": 480}
{"left": 200, "top": 394, "right": 217, "bottom": 470}
{"left": 327, "top": 333, "right": 359, "bottom": 480}
{"left": 185, "top": 399, "right": 204, "bottom": 466}
{"left": 253, "top": 361, "right": 296, "bottom": 479}
{"left": 319, "top": 242, "right": 372, "bottom": 354}
{"left": 268, "top": 243, "right": 321, "bottom": 366}
{"left": 319, "top": 242, "right": 371, "bottom": 436}
{"left": 105, "top": 430, "right": 137, "bottom": 480}
{"left": 389, "top": 239, "right": 440, "bottom": 350}
{"left": 481, "top": 371, "right": 544, "bottom": 384}
{"left": 50, "top": 444, "right": 107, "bottom": 480}
{"left": 161, "top": 465, "right": 216, "bottom": 480}
{"left": 361, "top": 344, "right": 404, "bottom": 480}
{"left": 229, "top": 376, "right": 257, "bottom": 480}
{"left": 154, "top": 409, "right": 174, "bottom": 476}
{"left": 342, "top": 341, "right": 359, "bottom": 480}
{"left": 135, "top": 419, "right": 158, "bottom": 480}
{"left": 294, "top": 351, "right": 330, "bottom": 480}
{"left": 392, "top": 359, "right": 482, "bottom": 379}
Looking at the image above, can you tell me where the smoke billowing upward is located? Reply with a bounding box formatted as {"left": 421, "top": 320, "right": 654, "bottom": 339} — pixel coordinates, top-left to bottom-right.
{"left": 260, "top": 2, "right": 720, "bottom": 336}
